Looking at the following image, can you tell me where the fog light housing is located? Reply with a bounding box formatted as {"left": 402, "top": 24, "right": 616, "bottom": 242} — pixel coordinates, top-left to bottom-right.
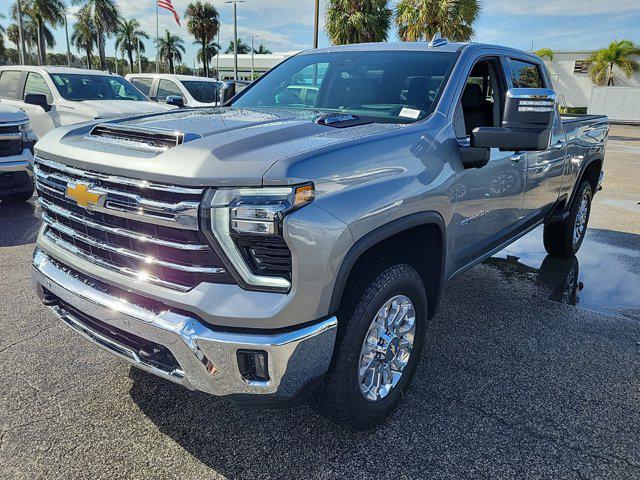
{"left": 237, "top": 349, "right": 269, "bottom": 383}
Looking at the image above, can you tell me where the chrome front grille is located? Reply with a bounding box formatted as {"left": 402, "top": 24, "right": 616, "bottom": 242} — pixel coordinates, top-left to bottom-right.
{"left": 35, "top": 157, "right": 234, "bottom": 291}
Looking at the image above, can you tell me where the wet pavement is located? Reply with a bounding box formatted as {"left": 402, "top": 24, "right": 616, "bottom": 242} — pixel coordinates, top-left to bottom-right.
{"left": 0, "top": 125, "right": 639, "bottom": 479}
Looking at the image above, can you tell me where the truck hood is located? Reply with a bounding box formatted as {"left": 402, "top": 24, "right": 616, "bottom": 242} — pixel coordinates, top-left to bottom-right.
{"left": 66, "top": 100, "right": 174, "bottom": 119}
{"left": 0, "top": 104, "right": 29, "bottom": 123}
{"left": 35, "top": 107, "right": 409, "bottom": 187}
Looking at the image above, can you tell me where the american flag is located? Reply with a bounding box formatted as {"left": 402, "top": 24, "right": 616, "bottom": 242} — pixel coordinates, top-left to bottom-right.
{"left": 158, "top": 0, "right": 180, "bottom": 26}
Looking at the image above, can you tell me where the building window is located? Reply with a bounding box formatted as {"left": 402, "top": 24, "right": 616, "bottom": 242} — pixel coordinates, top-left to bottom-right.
{"left": 574, "top": 60, "right": 591, "bottom": 74}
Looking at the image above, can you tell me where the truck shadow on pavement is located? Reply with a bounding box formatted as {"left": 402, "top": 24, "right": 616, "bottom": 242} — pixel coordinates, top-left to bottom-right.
{"left": 0, "top": 198, "right": 40, "bottom": 247}
{"left": 127, "top": 227, "right": 640, "bottom": 478}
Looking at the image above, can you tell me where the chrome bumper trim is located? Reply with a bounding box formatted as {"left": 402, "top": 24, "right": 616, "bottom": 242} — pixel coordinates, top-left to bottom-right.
{"left": 32, "top": 249, "right": 337, "bottom": 398}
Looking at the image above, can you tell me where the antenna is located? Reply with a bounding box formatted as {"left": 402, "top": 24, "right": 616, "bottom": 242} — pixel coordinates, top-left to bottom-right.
{"left": 429, "top": 32, "right": 448, "bottom": 47}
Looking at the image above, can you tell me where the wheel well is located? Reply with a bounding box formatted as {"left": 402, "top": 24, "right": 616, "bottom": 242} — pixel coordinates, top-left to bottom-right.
{"left": 335, "top": 223, "right": 444, "bottom": 319}
{"left": 582, "top": 158, "right": 602, "bottom": 194}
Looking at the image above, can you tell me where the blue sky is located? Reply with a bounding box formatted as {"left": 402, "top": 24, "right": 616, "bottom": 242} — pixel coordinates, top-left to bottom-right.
{"left": 2, "top": 0, "right": 639, "bottom": 67}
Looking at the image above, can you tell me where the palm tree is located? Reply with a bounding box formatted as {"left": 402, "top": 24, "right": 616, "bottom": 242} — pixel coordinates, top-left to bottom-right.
{"left": 12, "top": 0, "right": 64, "bottom": 65}
{"left": 196, "top": 40, "right": 220, "bottom": 73}
{"left": 115, "top": 19, "right": 148, "bottom": 74}
{"left": 254, "top": 44, "right": 271, "bottom": 54}
{"left": 326, "top": 0, "right": 392, "bottom": 45}
{"left": 587, "top": 40, "right": 640, "bottom": 86}
{"left": 71, "top": 10, "right": 96, "bottom": 69}
{"left": 73, "top": 0, "right": 121, "bottom": 70}
{"left": 7, "top": 24, "right": 21, "bottom": 51}
{"left": 185, "top": 1, "right": 219, "bottom": 78}
{"left": 395, "top": 0, "right": 481, "bottom": 42}
{"left": 157, "top": 30, "right": 185, "bottom": 74}
{"left": 224, "top": 39, "right": 250, "bottom": 54}
{"left": 534, "top": 48, "right": 554, "bottom": 62}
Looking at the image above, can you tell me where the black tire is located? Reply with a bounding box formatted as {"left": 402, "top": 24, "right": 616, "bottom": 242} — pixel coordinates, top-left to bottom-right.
{"left": 313, "top": 263, "right": 428, "bottom": 429}
{"left": 0, "top": 189, "right": 33, "bottom": 204}
{"left": 544, "top": 180, "right": 592, "bottom": 258}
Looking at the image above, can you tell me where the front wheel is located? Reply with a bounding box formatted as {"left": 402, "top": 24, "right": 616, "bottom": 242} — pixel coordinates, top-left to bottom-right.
{"left": 543, "top": 180, "right": 593, "bottom": 258}
{"left": 313, "top": 264, "right": 427, "bottom": 429}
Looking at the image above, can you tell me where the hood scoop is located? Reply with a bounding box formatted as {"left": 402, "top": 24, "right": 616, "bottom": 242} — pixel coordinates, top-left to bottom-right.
{"left": 87, "top": 123, "right": 202, "bottom": 153}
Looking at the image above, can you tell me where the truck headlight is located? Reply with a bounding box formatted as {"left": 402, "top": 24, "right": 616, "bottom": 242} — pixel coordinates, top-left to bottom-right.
{"left": 19, "top": 122, "right": 37, "bottom": 153}
{"left": 203, "top": 184, "right": 314, "bottom": 291}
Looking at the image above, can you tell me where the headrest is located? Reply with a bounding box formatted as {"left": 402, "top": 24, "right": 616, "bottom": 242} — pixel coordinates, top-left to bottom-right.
{"left": 462, "top": 83, "right": 484, "bottom": 110}
{"left": 406, "top": 77, "right": 431, "bottom": 108}
{"left": 346, "top": 78, "right": 377, "bottom": 105}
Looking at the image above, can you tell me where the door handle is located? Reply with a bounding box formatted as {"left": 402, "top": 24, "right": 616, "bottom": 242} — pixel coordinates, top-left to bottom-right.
{"left": 553, "top": 141, "right": 566, "bottom": 150}
{"left": 510, "top": 153, "right": 526, "bottom": 163}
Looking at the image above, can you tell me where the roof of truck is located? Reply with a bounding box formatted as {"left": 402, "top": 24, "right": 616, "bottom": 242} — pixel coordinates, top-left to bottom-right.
{"left": 126, "top": 73, "right": 220, "bottom": 82}
{"left": 0, "top": 65, "right": 121, "bottom": 76}
{"left": 308, "top": 41, "right": 539, "bottom": 59}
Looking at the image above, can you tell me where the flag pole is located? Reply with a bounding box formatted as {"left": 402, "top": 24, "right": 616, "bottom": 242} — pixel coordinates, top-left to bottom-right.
{"left": 156, "top": 0, "right": 160, "bottom": 73}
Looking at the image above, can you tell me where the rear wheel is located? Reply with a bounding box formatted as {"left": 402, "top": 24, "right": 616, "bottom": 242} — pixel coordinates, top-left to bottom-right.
{"left": 544, "top": 180, "right": 592, "bottom": 257}
{"left": 313, "top": 263, "right": 427, "bottom": 429}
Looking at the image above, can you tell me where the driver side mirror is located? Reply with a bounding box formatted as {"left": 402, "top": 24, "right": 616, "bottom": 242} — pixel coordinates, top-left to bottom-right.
{"left": 166, "top": 95, "right": 185, "bottom": 108}
{"left": 471, "top": 88, "right": 556, "bottom": 151}
{"left": 24, "top": 93, "right": 52, "bottom": 112}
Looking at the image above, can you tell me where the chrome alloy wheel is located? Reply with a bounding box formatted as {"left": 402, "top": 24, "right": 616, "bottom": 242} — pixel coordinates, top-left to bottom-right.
{"left": 573, "top": 192, "right": 589, "bottom": 246}
{"left": 358, "top": 295, "right": 416, "bottom": 402}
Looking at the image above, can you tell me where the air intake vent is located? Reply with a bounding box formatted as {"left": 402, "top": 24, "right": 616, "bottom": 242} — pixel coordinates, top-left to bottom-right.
{"left": 89, "top": 124, "right": 199, "bottom": 152}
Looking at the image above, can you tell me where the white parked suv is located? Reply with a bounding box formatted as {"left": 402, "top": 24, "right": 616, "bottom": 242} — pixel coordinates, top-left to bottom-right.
{"left": 126, "top": 73, "right": 223, "bottom": 107}
{"left": 0, "top": 104, "right": 37, "bottom": 203}
{"left": 0, "top": 66, "right": 174, "bottom": 138}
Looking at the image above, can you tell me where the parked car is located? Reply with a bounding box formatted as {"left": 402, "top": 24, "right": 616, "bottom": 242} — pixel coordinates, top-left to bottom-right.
{"left": 126, "top": 73, "right": 223, "bottom": 107}
{"left": 0, "top": 66, "right": 174, "bottom": 138}
{"left": 31, "top": 39, "right": 609, "bottom": 429}
{"left": 0, "top": 104, "right": 37, "bottom": 203}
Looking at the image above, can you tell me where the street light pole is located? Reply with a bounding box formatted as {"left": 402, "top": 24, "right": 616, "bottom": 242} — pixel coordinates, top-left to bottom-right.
{"left": 251, "top": 35, "right": 254, "bottom": 80}
{"left": 64, "top": 12, "right": 72, "bottom": 66}
{"left": 226, "top": 0, "right": 245, "bottom": 81}
{"left": 313, "top": 0, "right": 319, "bottom": 49}
{"left": 16, "top": 0, "right": 26, "bottom": 65}
{"left": 137, "top": 37, "right": 142, "bottom": 73}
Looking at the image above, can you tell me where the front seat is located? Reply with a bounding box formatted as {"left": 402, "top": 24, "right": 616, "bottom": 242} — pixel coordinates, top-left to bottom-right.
{"left": 461, "top": 84, "right": 493, "bottom": 136}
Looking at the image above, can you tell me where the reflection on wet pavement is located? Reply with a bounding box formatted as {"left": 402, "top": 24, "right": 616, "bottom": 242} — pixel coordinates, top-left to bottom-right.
{"left": 489, "top": 225, "right": 640, "bottom": 316}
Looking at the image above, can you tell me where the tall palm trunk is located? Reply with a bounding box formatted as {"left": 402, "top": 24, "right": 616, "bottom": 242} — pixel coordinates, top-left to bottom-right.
{"left": 35, "top": 20, "right": 43, "bottom": 65}
{"left": 202, "top": 36, "right": 208, "bottom": 77}
{"left": 85, "top": 47, "right": 91, "bottom": 68}
{"left": 97, "top": 29, "right": 106, "bottom": 70}
{"left": 608, "top": 62, "right": 615, "bottom": 86}
{"left": 169, "top": 53, "right": 174, "bottom": 74}
{"left": 127, "top": 50, "right": 134, "bottom": 74}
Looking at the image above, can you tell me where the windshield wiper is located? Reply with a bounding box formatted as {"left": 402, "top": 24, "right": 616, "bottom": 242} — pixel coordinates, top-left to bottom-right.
{"left": 314, "top": 113, "right": 372, "bottom": 128}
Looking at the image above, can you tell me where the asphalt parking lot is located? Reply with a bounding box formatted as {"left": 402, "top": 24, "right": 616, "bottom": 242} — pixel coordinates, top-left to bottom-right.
{"left": 1, "top": 125, "right": 639, "bottom": 479}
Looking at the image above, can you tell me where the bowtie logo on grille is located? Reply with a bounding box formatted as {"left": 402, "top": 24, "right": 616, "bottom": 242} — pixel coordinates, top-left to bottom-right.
{"left": 65, "top": 182, "right": 105, "bottom": 209}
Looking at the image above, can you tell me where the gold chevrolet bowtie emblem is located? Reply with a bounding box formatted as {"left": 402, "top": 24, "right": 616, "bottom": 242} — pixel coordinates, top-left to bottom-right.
{"left": 65, "top": 182, "right": 104, "bottom": 209}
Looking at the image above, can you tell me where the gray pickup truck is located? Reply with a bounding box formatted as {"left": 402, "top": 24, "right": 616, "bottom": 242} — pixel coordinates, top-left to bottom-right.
{"left": 31, "top": 39, "right": 609, "bottom": 429}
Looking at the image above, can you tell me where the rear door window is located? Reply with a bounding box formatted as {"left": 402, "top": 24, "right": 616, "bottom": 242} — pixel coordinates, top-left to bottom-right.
{"left": 507, "top": 59, "right": 545, "bottom": 88}
{"left": 24, "top": 72, "right": 53, "bottom": 103}
{"left": 131, "top": 77, "right": 153, "bottom": 96}
{"left": 0, "top": 70, "right": 23, "bottom": 99}
{"left": 156, "top": 80, "right": 182, "bottom": 102}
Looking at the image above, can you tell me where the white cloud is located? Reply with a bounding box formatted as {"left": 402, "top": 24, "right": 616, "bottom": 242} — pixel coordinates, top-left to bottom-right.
{"left": 486, "top": 0, "right": 639, "bottom": 16}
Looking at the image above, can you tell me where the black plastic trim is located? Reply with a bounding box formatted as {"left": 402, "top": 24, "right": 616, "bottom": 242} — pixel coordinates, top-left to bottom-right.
{"left": 328, "top": 211, "right": 447, "bottom": 314}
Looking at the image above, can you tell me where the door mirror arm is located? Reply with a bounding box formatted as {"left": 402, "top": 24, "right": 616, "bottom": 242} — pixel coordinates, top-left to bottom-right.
{"left": 24, "top": 93, "right": 52, "bottom": 112}
{"left": 458, "top": 138, "right": 490, "bottom": 169}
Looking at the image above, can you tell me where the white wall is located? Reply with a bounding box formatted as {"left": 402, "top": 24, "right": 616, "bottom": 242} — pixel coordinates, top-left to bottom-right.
{"left": 588, "top": 87, "right": 640, "bottom": 123}
{"left": 544, "top": 51, "right": 640, "bottom": 108}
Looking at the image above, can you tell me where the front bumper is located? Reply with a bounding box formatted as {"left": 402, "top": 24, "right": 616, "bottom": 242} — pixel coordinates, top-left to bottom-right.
{"left": 32, "top": 249, "right": 337, "bottom": 400}
{"left": 0, "top": 152, "right": 34, "bottom": 196}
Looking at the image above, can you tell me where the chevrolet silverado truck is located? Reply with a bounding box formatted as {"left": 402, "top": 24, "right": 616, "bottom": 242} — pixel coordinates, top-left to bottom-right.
{"left": 31, "top": 39, "right": 609, "bottom": 429}
{"left": 0, "top": 104, "right": 37, "bottom": 203}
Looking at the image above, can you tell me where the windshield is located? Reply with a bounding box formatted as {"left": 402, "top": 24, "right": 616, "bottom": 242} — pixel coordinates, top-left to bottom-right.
{"left": 232, "top": 50, "right": 457, "bottom": 123}
{"left": 50, "top": 74, "right": 147, "bottom": 102}
{"left": 182, "top": 81, "right": 221, "bottom": 104}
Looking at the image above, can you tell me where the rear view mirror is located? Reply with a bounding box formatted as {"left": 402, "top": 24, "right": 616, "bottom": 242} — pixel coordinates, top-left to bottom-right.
{"left": 472, "top": 88, "right": 556, "bottom": 151}
{"left": 166, "top": 95, "right": 185, "bottom": 108}
{"left": 24, "top": 93, "right": 52, "bottom": 112}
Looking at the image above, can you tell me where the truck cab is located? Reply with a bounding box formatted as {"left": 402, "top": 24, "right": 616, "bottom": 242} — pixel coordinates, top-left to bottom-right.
{"left": 30, "top": 39, "right": 608, "bottom": 429}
